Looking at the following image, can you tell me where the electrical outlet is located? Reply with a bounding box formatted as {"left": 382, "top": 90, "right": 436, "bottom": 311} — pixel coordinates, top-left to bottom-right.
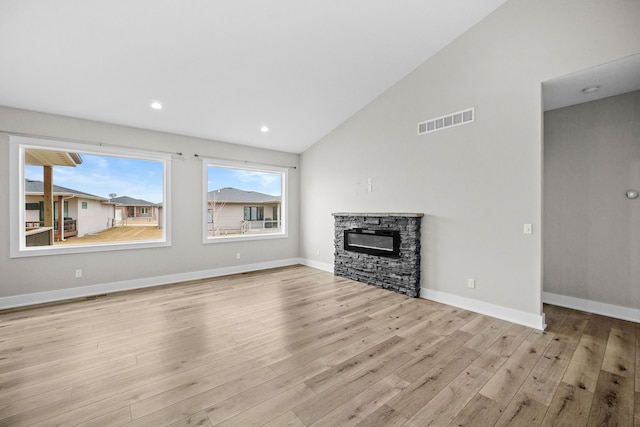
{"left": 468, "top": 279, "right": 475, "bottom": 289}
{"left": 316, "top": 249, "right": 320, "bottom": 256}
{"left": 236, "top": 253, "right": 241, "bottom": 260}
{"left": 75, "top": 269, "right": 82, "bottom": 278}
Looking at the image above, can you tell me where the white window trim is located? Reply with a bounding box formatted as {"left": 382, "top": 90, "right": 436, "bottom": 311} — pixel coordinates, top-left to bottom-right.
{"left": 9, "top": 135, "right": 172, "bottom": 257}
{"left": 202, "top": 158, "right": 288, "bottom": 244}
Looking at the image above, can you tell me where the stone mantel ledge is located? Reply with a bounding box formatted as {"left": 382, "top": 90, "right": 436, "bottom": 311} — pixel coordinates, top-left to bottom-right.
{"left": 332, "top": 212, "right": 424, "bottom": 218}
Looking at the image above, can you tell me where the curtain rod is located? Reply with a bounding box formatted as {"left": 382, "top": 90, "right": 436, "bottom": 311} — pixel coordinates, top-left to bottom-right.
{"left": 1, "top": 130, "right": 184, "bottom": 157}
{"left": 193, "top": 153, "right": 297, "bottom": 170}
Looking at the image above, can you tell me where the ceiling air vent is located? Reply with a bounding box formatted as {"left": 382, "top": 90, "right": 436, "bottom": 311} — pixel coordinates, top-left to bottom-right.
{"left": 418, "top": 107, "right": 474, "bottom": 135}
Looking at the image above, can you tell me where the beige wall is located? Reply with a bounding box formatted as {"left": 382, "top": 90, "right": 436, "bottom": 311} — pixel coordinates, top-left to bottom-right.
{"left": 75, "top": 198, "right": 114, "bottom": 236}
{"left": 209, "top": 204, "right": 245, "bottom": 234}
{"left": 0, "top": 107, "right": 299, "bottom": 298}
{"left": 299, "top": 0, "right": 640, "bottom": 317}
{"left": 67, "top": 200, "right": 78, "bottom": 222}
{"left": 544, "top": 91, "right": 640, "bottom": 309}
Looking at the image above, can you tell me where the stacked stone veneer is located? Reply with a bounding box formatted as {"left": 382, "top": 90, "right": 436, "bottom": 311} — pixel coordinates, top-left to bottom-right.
{"left": 333, "top": 213, "right": 423, "bottom": 298}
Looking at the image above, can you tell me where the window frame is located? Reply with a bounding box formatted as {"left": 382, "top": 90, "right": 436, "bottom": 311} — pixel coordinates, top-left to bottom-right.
{"left": 53, "top": 201, "right": 69, "bottom": 221}
{"left": 9, "top": 135, "right": 172, "bottom": 258}
{"left": 202, "top": 158, "right": 288, "bottom": 243}
{"left": 243, "top": 206, "right": 264, "bottom": 221}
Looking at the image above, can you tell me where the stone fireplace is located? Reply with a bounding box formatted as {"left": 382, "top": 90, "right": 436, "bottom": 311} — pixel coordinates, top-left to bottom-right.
{"left": 333, "top": 212, "right": 423, "bottom": 297}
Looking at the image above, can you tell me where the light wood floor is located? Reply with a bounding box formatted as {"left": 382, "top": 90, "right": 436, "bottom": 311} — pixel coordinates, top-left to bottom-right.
{"left": 0, "top": 265, "right": 637, "bottom": 426}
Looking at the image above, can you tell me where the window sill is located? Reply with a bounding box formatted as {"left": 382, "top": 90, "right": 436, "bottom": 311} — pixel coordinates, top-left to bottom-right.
{"left": 11, "top": 240, "right": 170, "bottom": 258}
{"left": 203, "top": 232, "right": 288, "bottom": 244}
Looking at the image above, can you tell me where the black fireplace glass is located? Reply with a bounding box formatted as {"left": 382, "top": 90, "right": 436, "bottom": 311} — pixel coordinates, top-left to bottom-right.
{"left": 344, "top": 228, "right": 400, "bottom": 257}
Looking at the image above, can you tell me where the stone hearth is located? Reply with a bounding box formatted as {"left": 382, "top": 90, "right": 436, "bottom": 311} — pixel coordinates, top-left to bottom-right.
{"left": 333, "top": 212, "right": 423, "bottom": 297}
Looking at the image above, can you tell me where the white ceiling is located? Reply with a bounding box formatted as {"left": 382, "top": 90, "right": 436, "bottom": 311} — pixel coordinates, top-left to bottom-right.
{"left": 543, "top": 53, "right": 640, "bottom": 111}
{"left": 0, "top": 0, "right": 508, "bottom": 153}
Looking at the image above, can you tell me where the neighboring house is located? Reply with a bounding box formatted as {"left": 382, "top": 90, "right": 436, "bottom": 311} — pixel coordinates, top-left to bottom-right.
{"left": 109, "top": 196, "right": 160, "bottom": 225}
{"left": 207, "top": 187, "right": 281, "bottom": 235}
{"left": 25, "top": 179, "right": 115, "bottom": 240}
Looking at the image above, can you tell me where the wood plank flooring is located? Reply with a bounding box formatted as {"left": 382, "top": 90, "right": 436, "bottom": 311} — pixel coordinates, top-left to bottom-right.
{"left": 0, "top": 265, "right": 637, "bottom": 426}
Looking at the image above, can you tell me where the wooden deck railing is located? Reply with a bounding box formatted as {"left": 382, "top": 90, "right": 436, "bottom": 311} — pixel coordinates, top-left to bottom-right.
{"left": 26, "top": 219, "right": 77, "bottom": 232}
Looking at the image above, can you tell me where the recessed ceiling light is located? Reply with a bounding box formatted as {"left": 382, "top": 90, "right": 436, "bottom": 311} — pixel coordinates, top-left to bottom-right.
{"left": 581, "top": 85, "right": 600, "bottom": 94}
{"left": 150, "top": 101, "right": 163, "bottom": 110}
{"left": 260, "top": 126, "right": 269, "bottom": 133}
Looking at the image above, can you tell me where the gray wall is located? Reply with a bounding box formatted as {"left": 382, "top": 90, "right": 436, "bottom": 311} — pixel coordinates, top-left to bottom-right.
{"left": 544, "top": 91, "right": 640, "bottom": 309}
{"left": 2, "top": 0, "right": 640, "bottom": 317}
{"left": 299, "top": 0, "right": 640, "bottom": 316}
{"left": 0, "top": 106, "right": 299, "bottom": 298}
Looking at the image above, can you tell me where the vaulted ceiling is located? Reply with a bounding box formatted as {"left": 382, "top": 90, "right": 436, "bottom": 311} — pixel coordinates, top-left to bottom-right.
{"left": 0, "top": 1, "right": 509, "bottom": 153}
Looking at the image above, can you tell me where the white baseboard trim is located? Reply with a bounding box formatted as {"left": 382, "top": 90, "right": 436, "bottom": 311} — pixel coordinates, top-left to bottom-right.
{"left": 543, "top": 292, "right": 640, "bottom": 323}
{"left": 299, "top": 258, "right": 334, "bottom": 273}
{"left": 0, "top": 258, "right": 302, "bottom": 310}
{"left": 421, "top": 288, "right": 546, "bottom": 330}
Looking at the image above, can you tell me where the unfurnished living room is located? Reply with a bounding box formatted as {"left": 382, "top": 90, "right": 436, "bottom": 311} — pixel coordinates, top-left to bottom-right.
{"left": 1, "top": 1, "right": 639, "bottom": 426}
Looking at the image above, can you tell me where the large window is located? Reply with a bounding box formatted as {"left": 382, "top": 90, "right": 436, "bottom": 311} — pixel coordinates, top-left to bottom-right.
{"left": 10, "top": 136, "right": 171, "bottom": 257}
{"left": 203, "top": 159, "right": 287, "bottom": 242}
{"left": 244, "top": 206, "right": 264, "bottom": 221}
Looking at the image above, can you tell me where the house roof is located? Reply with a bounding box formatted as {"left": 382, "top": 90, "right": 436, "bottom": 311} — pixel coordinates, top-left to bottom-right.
{"left": 110, "top": 196, "right": 159, "bottom": 207}
{"left": 25, "top": 179, "right": 106, "bottom": 201}
{"left": 208, "top": 187, "right": 280, "bottom": 204}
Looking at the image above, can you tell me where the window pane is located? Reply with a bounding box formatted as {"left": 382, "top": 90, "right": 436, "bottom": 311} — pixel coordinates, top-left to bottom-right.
{"left": 52, "top": 201, "right": 69, "bottom": 221}
{"left": 206, "top": 163, "right": 285, "bottom": 239}
{"left": 18, "top": 142, "right": 167, "bottom": 252}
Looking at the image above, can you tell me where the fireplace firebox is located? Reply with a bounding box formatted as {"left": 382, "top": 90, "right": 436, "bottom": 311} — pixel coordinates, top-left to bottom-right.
{"left": 344, "top": 228, "right": 400, "bottom": 257}
{"left": 333, "top": 213, "right": 423, "bottom": 297}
